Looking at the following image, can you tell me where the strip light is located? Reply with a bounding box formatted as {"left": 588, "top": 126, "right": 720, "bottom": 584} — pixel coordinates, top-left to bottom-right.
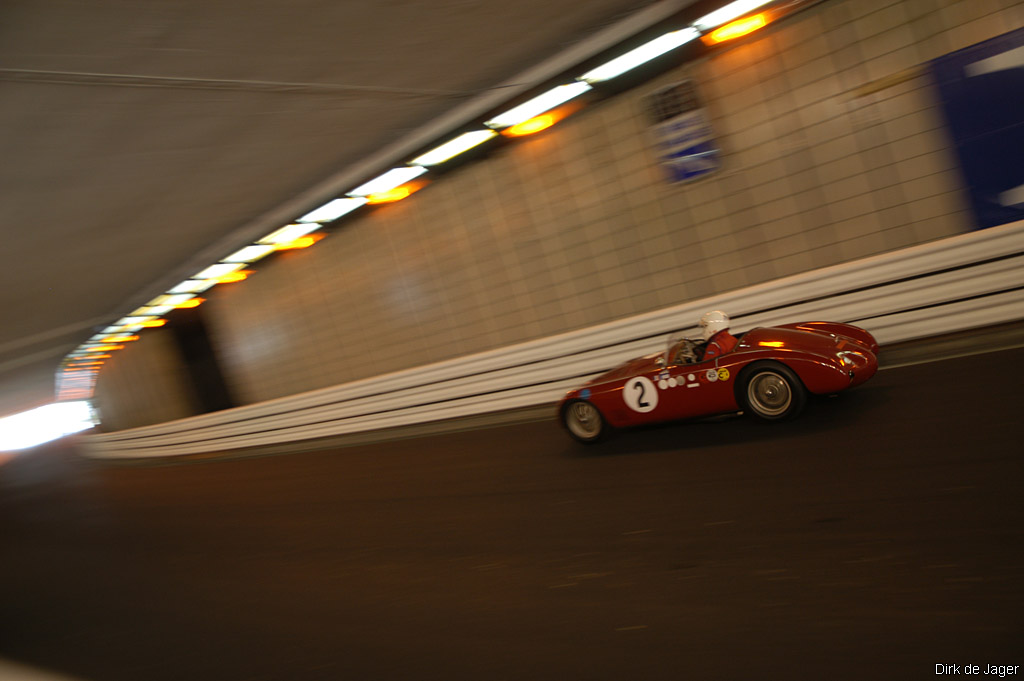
{"left": 579, "top": 27, "right": 701, "bottom": 83}
{"left": 131, "top": 305, "right": 175, "bottom": 317}
{"left": 297, "top": 197, "right": 368, "bottom": 223}
{"left": 694, "top": 0, "right": 773, "bottom": 30}
{"left": 410, "top": 130, "right": 498, "bottom": 166}
{"left": 224, "top": 244, "right": 277, "bottom": 264}
{"left": 194, "top": 263, "right": 245, "bottom": 280}
{"left": 116, "top": 316, "right": 158, "bottom": 327}
{"left": 349, "top": 167, "right": 428, "bottom": 197}
{"left": 258, "top": 223, "right": 321, "bottom": 245}
{"left": 148, "top": 294, "right": 197, "bottom": 308}
{"left": 485, "top": 82, "right": 592, "bottom": 129}
{"left": 168, "top": 279, "right": 217, "bottom": 294}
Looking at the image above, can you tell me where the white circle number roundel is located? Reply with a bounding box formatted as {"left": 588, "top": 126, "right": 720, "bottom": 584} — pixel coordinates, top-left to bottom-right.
{"left": 623, "top": 376, "right": 658, "bottom": 413}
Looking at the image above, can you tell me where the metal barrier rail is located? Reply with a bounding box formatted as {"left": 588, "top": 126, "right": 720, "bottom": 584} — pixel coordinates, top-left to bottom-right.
{"left": 83, "top": 220, "right": 1024, "bottom": 458}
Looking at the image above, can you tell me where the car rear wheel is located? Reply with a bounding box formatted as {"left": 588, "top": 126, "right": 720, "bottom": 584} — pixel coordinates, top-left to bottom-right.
{"left": 740, "top": 363, "right": 806, "bottom": 421}
{"left": 562, "top": 400, "right": 607, "bottom": 443}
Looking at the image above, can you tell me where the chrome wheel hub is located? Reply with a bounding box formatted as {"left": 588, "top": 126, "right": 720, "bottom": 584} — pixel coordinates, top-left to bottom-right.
{"left": 749, "top": 372, "right": 792, "bottom": 417}
{"left": 567, "top": 402, "right": 601, "bottom": 439}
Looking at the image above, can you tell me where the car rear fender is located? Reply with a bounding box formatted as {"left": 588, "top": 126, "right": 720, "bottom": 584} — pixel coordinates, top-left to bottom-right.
{"left": 778, "top": 321, "right": 879, "bottom": 355}
{"left": 751, "top": 355, "right": 850, "bottom": 395}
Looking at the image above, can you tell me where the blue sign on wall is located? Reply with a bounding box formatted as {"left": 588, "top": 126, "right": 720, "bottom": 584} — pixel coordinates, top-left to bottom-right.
{"left": 647, "top": 81, "right": 719, "bottom": 184}
{"left": 929, "top": 27, "right": 1024, "bottom": 230}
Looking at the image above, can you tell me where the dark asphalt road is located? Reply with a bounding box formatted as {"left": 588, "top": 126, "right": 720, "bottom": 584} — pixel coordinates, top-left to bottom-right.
{"left": 2, "top": 348, "right": 1022, "bottom": 681}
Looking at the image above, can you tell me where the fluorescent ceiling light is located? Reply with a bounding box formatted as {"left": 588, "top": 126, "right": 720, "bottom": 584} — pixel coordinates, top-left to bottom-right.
{"left": 485, "top": 82, "right": 592, "bottom": 129}
{"left": 131, "top": 305, "right": 175, "bottom": 317}
{"left": 117, "top": 316, "right": 157, "bottom": 326}
{"left": 297, "top": 197, "right": 368, "bottom": 223}
{"left": 258, "top": 223, "right": 321, "bottom": 245}
{"left": 110, "top": 316, "right": 156, "bottom": 331}
{"left": 168, "top": 279, "right": 217, "bottom": 294}
{"left": 411, "top": 130, "right": 498, "bottom": 166}
{"left": 147, "top": 293, "right": 196, "bottom": 308}
{"left": 694, "top": 0, "right": 773, "bottom": 30}
{"left": 580, "top": 28, "right": 701, "bottom": 82}
{"left": 224, "top": 244, "right": 277, "bottom": 264}
{"left": 194, "top": 263, "right": 245, "bottom": 280}
{"left": 349, "top": 167, "right": 428, "bottom": 197}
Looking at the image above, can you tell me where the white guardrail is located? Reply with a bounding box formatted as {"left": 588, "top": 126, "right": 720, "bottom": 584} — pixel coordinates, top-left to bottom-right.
{"left": 83, "top": 220, "right": 1024, "bottom": 458}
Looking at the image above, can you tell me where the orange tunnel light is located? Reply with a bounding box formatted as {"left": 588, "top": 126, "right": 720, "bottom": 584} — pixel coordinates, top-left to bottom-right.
{"left": 140, "top": 319, "right": 167, "bottom": 328}
{"left": 503, "top": 113, "right": 557, "bottom": 137}
{"left": 217, "top": 270, "right": 253, "bottom": 284}
{"left": 366, "top": 182, "right": 425, "bottom": 205}
{"left": 501, "top": 101, "right": 581, "bottom": 138}
{"left": 276, "top": 233, "right": 325, "bottom": 251}
{"left": 703, "top": 13, "right": 768, "bottom": 45}
{"left": 175, "top": 297, "right": 204, "bottom": 309}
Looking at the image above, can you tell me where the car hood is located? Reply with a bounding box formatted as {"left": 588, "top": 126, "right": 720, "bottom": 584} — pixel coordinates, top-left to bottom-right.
{"left": 739, "top": 325, "right": 878, "bottom": 356}
{"left": 736, "top": 326, "right": 842, "bottom": 354}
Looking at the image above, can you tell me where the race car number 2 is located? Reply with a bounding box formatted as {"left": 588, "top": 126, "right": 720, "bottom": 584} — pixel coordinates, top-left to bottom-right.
{"left": 623, "top": 376, "right": 658, "bottom": 413}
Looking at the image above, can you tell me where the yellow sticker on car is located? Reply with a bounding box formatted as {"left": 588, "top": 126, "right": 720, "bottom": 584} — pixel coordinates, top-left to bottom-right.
{"left": 717, "top": 368, "right": 730, "bottom": 381}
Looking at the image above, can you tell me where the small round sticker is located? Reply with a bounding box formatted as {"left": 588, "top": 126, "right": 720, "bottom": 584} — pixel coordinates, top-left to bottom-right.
{"left": 705, "top": 369, "right": 718, "bottom": 382}
{"left": 623, "top": 376, "right": 658, "bottom": 413}
{"left": 717, "top": 368, "right": 731, "bottom": 381}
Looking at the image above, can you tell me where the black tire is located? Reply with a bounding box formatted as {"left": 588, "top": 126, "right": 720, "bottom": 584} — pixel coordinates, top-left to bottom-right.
{"left": 738, "top": 362, "right": 807, "bottom": 421}
{"left": 561, "top": 400, "right": 607, "bottom": 443}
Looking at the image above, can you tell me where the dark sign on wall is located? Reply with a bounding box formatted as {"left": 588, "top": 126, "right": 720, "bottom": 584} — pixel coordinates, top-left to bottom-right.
{"left": 646, "top": 80, "right": 720, "bottom": 183}
{"left": 929, "top": 27, "right": 1024, "bottom": 230}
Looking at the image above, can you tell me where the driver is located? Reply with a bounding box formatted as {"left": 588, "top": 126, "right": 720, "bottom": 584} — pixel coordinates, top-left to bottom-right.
{"left": 698, "top": 310, "right": 737, "bottom": 360}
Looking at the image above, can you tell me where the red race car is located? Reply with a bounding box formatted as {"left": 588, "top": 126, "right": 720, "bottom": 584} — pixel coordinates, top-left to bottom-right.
{"left": 559, "top": 321, "right": 879, "bottom": 443}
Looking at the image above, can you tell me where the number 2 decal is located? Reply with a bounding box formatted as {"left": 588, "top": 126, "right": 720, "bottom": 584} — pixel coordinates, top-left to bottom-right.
{"left": 635, "top": 381, "right": 649, "bottom": 407}
{"left": 623, "top": 376, "right": 658, "bottom": 413}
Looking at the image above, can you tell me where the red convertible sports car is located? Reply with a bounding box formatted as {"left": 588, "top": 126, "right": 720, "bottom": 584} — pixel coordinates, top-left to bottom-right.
{"left": 559, "top": 321, "right": 879, "bottom": 443}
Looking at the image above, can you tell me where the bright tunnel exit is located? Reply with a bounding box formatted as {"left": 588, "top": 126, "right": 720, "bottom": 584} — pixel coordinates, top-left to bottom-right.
{"left": 0, "top": 401, "right": 97, "bottom": 453}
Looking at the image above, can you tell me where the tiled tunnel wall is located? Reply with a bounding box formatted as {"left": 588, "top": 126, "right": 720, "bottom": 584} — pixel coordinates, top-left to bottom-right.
{"left": 92, "top": 329, "right": 195, "bottom": 431}
{"left": 93, "top": 0, "right": 1023, "bottom": 428}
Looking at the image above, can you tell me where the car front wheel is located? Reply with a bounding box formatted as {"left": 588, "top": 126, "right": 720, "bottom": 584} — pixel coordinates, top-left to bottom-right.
{"left": 740, "top": 363, "right": 806, "bottom": 421}
{"left": 562, "top": 400, "right": 607, "bottom": 443}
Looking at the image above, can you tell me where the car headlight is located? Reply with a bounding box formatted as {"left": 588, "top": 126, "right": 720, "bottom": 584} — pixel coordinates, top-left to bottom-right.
{"left": 840, "top": 351, "right": 867, "bottom": 367}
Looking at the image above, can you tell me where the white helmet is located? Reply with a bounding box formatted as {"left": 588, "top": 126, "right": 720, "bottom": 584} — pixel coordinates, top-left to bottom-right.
{"left": 699, "top": 310, "right": 730, "bottom": 341}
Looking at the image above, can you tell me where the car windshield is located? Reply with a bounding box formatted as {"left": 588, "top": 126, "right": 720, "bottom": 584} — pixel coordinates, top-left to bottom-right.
{"left": 665, "top": 331, "right": 699, "bottom": 365}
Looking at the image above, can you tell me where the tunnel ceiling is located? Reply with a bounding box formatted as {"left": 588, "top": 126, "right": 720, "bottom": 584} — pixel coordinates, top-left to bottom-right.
{"left": 0, "top": 0, "right": 667, "bottom": 417}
